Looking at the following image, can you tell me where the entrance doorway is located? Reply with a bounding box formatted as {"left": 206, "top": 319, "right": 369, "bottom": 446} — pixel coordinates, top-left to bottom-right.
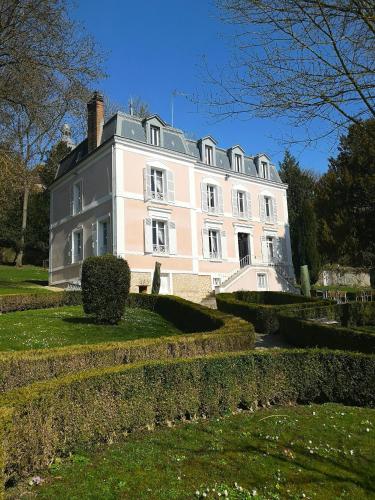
{"left": 238, "top": 233, "right": 251, "bottom": 267}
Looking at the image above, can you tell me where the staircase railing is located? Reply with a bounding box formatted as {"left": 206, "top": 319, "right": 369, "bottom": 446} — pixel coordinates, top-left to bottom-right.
{"left": 240, "top": 254, "right": 251, "bottom": 268}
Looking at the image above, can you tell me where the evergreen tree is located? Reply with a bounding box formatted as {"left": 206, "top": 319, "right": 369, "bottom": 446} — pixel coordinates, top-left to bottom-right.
{"left": 316, "top": 119, "right": 375, "bottom": 267}
{"left": 279, "top": 151, "right": 320, "bottom": 283}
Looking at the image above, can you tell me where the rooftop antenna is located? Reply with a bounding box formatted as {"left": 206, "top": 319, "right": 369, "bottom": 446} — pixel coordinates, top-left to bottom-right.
{"left": 171, "top": 90, "right": 189, "bottom": 127}
{"left": 129, "top": 97, "right": 134, "bottom": 116}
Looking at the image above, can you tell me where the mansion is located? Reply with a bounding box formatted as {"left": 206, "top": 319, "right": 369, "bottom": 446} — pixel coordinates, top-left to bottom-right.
{"left": 49, "top": 92, "right": 295, "bottom": 303}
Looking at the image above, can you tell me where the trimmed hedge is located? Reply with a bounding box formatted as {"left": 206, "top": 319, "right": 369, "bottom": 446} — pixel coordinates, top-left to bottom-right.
{"left": 0, "top": 291, "right": 81, "bottom": 313}
{"left": 279, "top": 301, "right": 375, "bottom": 353}
{"left": 0, "top": 349, "right": 374, "bottom": 487}
{"left": 0, "top": 294, "right": 255, "bottom": 392}
{"left": 82, "top": 256, "right": 131, "bottom": 324}
{"left": 216, "top": 291, "right": 328, "bottom": 334}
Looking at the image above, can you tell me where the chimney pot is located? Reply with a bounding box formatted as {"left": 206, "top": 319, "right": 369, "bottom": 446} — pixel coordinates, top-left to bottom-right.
{"left": 87, "top": 91, "right": 104, "bottom": 153}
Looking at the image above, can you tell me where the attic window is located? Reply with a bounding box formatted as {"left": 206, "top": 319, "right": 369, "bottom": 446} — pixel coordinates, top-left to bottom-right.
{"left": 150, "top": 125, "right": 160, "bottom": 146}
{"left": 261, "top": 161, "right": 270, "bottom": 179}
{"left": 205, "top": 145, "right": 214, "bottom": 165}
{"left": 234, "top": 154, "right": 242, "bottom": 173}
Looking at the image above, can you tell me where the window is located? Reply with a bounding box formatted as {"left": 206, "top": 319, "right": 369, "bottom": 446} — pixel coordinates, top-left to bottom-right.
{"left": 208, "top": 229, "right": 220, "bottom": 259}
{"left": 150, "top": 168, "right": 164, "bottom": 200}
{"left": 234, "top": 154, "right": 242, "bottom": 173}
{"left": 152, "top": 219, "right": 167, "bottom": 254}
{"left": 72, "top": 181, "right": 82, "bottom": 215}
{"left": 264, "top": 196, "right": 271, "bottom": 219}
{"left": 266, "top": 236, "right": 274, "bottom": 262}
{"left": 205, "top": 145, "right": 214, "bottom": 165}
{"left": 261, "top": 161, "right": 270, "bottom": 179}
{"left": 98, "top": 219, "right": 109, "bottom": 256}
{"left": 257, "top": 273, "right": 267, "bottom": 290}
{"left": 150, "top": 125, "right": 160, "bottom": 146}
{"left": 207, "top": 184, "right": 217, "bottom": 212}
{"left": 72, "top": 229, "right": 83, "bottom": 263}
{"left": 237, "top": 191, "right": 246, "bottom": 216}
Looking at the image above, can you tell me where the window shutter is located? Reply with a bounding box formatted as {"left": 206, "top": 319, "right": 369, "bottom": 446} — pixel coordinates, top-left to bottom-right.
{"left": 107, "top": 214, "right": 112, "bottom": 253}
{"left": 246, "top": 192, "right": 252, "bottom": 219}
{"left": 201, "top": 183, "right": 208, "bottom": 212}
{"left": 272, "top": 198, "right": 278, "bottom": 223}
{"left": 276, "top": 237, "right": 283, "bottom": 262}
{"left": 143, "top": 167, "right": 152, "bottom": 201}
{"left": 69, "top": 185, "right": 73, "bottom": 216}
{"left": 217, "top": 186, "right": 224, "bottom": 214}
{"left": 221, "top": 230, "right": 227, "bottom": 260}
{"left": 66, "top": 232, "right": 72, "bottom": 264}
{"left": 168, "top": 221, "right": 177, "bottom": 254}
{"left": 144, "top": 218, "right": 152, "bottom": 253}
{"left": 202, "top": 228, "right": 209, "bottom": 258}
{"left": 259, "top": 195, "right": 265, "bottom": 221}
{"left": 232, "top": 190, "right": 238, "bottom": 217}
{"left": 91, "top": 222, "right": 97, "bottom": 256}
{"left": 166, "top": 170, "right": 175, "bottom": 203}
{"left": 261, "top": 236, "right": 267, "bottom": 263}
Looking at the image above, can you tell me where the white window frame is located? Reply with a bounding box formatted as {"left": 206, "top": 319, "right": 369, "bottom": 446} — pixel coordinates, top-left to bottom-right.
{"left": 72, "top": 180, "right": 82, "bottom": 215}
{"left": 207, "top": 184, "right": 217, "bottom": 213}
{"left": 72, "top": 228, "right": 83, "bottom": 263}
{"left": 150, "top": 125, "right": 160, "bottom": 146}
{"left": 98, "top": 217, "right": 110, "bottom": 256}
{"left": 257, "top": 272, "right": 268, "bottom": 290}
{"left": 205, "top": 145, "right": 214, "bottom": 165}
{"left": 234, "top": 153, "right": 243, "bottom": 173}
{"left": 150, "top": 167, "right": 165, "bottom": 201}
{"left": 264, "top": 196, "right": 271, "bottom": 219}
{"left": 266, "top": 235, "right": 275, "bottom": 262}
{"left": 152, "top": 219, "right": 168, "bottom": 255}
{"left": 237, "top": 190, "right": 246, "bottom": 217}
{"left": 261, "top": 161, "right": 270, "bottom": 179}
{"left": 208, "top": 228, "right": 221, "bottom": 260}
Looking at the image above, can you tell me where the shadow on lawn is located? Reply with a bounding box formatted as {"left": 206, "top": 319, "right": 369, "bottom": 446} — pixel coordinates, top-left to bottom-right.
{"left": 25, "top": 279, "right": 49, "bottom": 286}
{"left": 63, "top": 317, "right": 98, "bottom": 325}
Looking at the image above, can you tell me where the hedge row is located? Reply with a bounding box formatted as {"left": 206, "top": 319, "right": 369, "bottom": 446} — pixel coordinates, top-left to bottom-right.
{"left": 0, "top": 349, "right": 374, "bottom": 487}
{"left": 0, "top": 291, "right": 81, "bottom": 313}
{"left": 279, "top": 302, "right": 375, "bottom": 353}
{"left": 0, "top": 294, "right": 255, "bottom": 392}
{"left": 216, "top": 291, "right": 328, "bottom": 334}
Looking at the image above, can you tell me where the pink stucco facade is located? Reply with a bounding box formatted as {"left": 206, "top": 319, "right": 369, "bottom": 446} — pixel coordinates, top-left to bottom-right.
{"left": 50, "top": 114, "right": 294, "bottom": 302}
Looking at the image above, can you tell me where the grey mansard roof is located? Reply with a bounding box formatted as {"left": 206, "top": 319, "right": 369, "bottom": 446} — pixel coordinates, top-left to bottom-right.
{"left": 56, "top": 112, "right": 281, "bottom": 183}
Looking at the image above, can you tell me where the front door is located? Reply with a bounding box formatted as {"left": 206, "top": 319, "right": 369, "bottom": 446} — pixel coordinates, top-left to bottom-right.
{"left": 159, "top": 274, "right": 170, "bottom": 295}
{"left": 238, "top": 233, "right": 250, "bottom": 267}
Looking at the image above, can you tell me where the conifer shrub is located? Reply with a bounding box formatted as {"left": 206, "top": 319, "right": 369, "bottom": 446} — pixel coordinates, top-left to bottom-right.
{"left": 81, "top": 256, "right": 131, "bottom": 324}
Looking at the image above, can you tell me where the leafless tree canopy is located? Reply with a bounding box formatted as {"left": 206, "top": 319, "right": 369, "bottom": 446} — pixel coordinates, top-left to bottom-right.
{"left": 212, "top": 0, "right": 375, "bottom": 139}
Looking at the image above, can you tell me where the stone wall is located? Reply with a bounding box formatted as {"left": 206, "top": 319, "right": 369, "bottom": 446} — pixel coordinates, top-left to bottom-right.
{"left": 172, "top": 273, "right": 212, "bottom": 303}
{"left": 318, "top": 267, "right": 371, "bottom": 288}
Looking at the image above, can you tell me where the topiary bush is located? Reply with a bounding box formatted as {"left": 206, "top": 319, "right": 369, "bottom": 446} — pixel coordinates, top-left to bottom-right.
{"left": 81, "top": 255, "right": 131, "bottom": 324}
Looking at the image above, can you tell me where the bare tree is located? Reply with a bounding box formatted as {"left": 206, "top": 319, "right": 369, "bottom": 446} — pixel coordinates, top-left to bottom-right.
{"left": 128, "top": 96, "right": 152, "bottom": 119}
{"left": 210, "top": 0, "right": 375, "bottom": 140}
{"left": 0, "top": 0, "right": 105, "bottom": 265}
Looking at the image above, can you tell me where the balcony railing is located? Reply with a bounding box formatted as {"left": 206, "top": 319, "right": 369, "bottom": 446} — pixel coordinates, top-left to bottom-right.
{"left": 209, "top": 251, "right": 221, "bottom": 260}
{"left": 151, "top": 190, "right": 165, "bottom": 201}
{"left": 153, "top": 244, "right": 168, "bottom": 254}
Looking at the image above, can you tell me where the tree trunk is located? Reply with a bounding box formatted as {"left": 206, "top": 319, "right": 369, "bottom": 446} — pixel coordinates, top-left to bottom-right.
{"left": 16, "top": 185, "right": 30, "bottom": 267}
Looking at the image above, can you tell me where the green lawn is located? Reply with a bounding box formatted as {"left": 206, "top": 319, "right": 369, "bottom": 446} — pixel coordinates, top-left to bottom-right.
{"left": 0, "top": 306, "right": 181, "bottom": 351}
{"left": 7, "top": 403, "right": 374, "bottom": 499}
{"left": 0, "top": 265, "right": 49, "bottom": 295}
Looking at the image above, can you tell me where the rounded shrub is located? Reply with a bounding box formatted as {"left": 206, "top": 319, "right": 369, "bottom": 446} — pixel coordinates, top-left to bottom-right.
{"left": 81, "top": 255, "right": 131, "bottom": 324}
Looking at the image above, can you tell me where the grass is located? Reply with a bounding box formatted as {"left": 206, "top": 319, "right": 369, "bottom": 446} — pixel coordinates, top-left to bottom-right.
{"left": 353, "top": 325, "right": 375, "bottom": 334}
{"left": 7, "top": 403, "right": 374, "bottom": 499}
{"left": 0, "top": 306, "right": 181, "bottom": 351}
{"left": 0, "top": 265, "right": 49, "bottom": 295}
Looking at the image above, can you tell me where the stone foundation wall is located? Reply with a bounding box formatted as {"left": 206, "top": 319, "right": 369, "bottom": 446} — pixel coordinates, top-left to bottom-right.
{"left": 172, "top": 273, "right": 212, "bottom": 303}
{"left": 130, "top": 272, "right": 152, "bottom": 293}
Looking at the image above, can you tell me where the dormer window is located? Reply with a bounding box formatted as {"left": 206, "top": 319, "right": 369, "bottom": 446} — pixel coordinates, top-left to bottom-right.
{"left": 150, "top": 125, "right": 160, "bottom": 146}
{"left": 234, "top": 154, "right": 242, "bottom": 173}
{"left": 205, "top": 145, "right": 214, "bottom": 165}
{"left": 261, "top": 161, "right": 270, "bottom": 179}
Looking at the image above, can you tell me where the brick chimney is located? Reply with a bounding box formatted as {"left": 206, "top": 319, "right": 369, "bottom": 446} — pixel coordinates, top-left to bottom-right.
{"left": 87, "top": 91, "right": 104, "bottom": 153}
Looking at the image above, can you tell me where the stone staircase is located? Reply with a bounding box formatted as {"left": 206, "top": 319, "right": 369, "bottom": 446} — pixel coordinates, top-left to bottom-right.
{"left": 272, "top": 263, "right": 299, "bottom": 294}
{"left": 200, "top": 291, "right": 217, "bottom": 309}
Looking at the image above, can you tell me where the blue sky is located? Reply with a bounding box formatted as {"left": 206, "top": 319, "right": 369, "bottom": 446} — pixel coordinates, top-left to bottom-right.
{"left": 73, "top": 0, "right": 338, "bottom": 173}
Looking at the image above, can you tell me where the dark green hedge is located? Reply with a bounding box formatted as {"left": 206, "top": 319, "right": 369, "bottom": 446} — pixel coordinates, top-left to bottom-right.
{"left": 0, "top": 349, "right": 374, "bottom": 487}
{"left": 216, "top": 291, "right": 328, "bottom": 334}
{"left": 82, "top": 256, "right": 131, "bottom": 324}
{"left": 279, "top": 302, "right": 375, "bottom": 353}
{"left": 0, "top": 294, "right": 255, "bottom": 392}
{"left": 0, "top": 291, "right": 81, "bottom": 313}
